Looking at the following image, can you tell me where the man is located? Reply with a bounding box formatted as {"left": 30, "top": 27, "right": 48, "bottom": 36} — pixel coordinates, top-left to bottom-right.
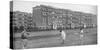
{"left": 21, "top": 31, "right": 29, "bottom": 48}
{"left": 79, "top": 25, "right": 86, "bottom": 38}
{"left": 60, "top": 30, "right": 66, "bottom": 44}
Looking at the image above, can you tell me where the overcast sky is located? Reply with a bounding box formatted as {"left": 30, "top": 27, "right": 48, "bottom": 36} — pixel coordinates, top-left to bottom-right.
{"left": 13, "top": 1, "right": 97, "bottom": 15}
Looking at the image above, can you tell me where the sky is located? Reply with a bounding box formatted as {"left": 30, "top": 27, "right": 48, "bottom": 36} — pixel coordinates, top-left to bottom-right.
{"left": 13, "top": 1, "right": 97, "bottom": 15}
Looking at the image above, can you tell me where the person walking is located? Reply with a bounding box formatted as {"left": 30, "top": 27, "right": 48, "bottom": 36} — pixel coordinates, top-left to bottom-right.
{"left": 59, "top": 30, "right": 66, "bottom": 44}
{"left": 79, "top": 25, "right": 85, "bottom": 44}
{"left": 21, "top": 31, "right": 29, "bottom": 49}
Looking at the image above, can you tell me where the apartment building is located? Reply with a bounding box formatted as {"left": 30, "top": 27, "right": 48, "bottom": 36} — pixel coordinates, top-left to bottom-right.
{"left": 32, "top": 5, "right": 96, "bottom": 29}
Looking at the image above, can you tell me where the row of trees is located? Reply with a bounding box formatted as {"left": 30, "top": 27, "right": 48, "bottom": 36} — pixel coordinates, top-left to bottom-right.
{"left": 11, "top": 11, "right": 36, "bottom": 33}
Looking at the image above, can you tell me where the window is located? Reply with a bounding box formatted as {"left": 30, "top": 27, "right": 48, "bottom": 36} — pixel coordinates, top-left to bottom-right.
{"left": 42, "top": 12, "right": 47, "bottom": 16}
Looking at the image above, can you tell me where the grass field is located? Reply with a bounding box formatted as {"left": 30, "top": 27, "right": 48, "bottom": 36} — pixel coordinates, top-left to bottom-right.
{"left": 13, "top": 27, "right": 97, "bottom": 49}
